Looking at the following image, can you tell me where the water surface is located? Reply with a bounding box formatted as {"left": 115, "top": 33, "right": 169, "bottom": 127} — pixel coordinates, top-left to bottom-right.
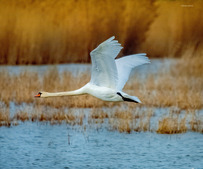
{"left": 0, "top": 59, "right": 175, "bottom": 76}
{"left": 0, "top": 123, "right": 202, "bottom": 169}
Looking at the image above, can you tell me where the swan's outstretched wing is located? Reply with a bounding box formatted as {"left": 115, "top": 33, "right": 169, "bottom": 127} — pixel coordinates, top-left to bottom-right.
{"left": 90, "top": 36, "right": 122, "bottom": 89}
{"left": 116, "top": 53, "right": 150, "bottom": 90}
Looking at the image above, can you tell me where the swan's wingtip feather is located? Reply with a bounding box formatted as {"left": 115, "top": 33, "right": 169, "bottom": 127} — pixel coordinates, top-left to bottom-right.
{"left": 108, "top": 36, "right": 115, "bottom": 42}
{"left": 137, "top": 98, "right": 142, "bottom": 103}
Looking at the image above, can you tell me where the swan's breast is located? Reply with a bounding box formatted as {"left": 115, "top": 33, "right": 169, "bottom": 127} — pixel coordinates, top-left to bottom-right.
{"left": 84, "top": 83, "right": 122, "bottom": 102}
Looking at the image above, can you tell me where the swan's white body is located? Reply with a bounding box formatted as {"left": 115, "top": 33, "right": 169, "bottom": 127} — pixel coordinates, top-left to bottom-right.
{"left": 35, "top": 36, "right": 150, "bottom": 103}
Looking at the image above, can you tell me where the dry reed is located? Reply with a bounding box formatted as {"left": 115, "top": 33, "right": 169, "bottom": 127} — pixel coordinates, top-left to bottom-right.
{"left": 107, "top": 107, "right": 154, "bottom": 133}
{"left": 0, "top": 0, "right": 156, "bottom": 64}
{"left": 0, "top": 106, "right": 85, "bottom": 126}
{"left": 0, "top": 55, "right": 202, "bottom": 109}
{"left": 189, "top": 109, "right": 203, "bottom": 133}
{"left": 157, "top": 109, "right": 187, "bottom": 134}
{"left": 0, "top": 105, "right": 10, "bottom": 127}
{"left": 0, "top": 0, "right": 203, "bottom": 64}
{"left": 127, "top": 56, "right": 203, "bottom": 109}
{"left": 0, "top": 102, "right": 202, "bottom": 134}
{"left": 157, "top": 108, "right": 203, "bottom": 134}
{"left": 1, "top": 1, "right": 202, "bottom": 134}
{"left": 0, "top": 49, "right": 202, "bottom": 134}
{"left": 142, "top": 0, "right": 203, "bottom": 58}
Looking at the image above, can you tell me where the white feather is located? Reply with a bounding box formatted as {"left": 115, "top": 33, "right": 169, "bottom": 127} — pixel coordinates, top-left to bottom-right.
{"left": 116, "top": 53, "right": 150, "bottom": 90}
{"left": 90, "top": 36, "right": 122, "bottom": 89}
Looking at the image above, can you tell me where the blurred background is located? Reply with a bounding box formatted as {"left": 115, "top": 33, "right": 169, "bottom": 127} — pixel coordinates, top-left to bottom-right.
{"left": 0, "top": 0, "right": 202, "bottom": 64}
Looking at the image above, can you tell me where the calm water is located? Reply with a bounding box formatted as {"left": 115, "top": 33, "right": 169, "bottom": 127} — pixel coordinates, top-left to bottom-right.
{"left": 0, "top": 59, "right": 175, "bottom": 76}
{"left": 0, "top": 123, "right": 203, "bottom": 169}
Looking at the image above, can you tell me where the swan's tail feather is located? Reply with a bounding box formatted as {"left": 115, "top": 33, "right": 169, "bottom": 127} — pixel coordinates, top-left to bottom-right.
{"left": 118, "top": 92, "right": 141, "bottom": 103}
{"left": 124, "top": 95, "right": 141, "bottom": 103}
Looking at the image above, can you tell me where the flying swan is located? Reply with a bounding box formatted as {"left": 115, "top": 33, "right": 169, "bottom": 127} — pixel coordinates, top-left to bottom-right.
{"left": 35, "top": 36, "right": 150, "bottom": 103}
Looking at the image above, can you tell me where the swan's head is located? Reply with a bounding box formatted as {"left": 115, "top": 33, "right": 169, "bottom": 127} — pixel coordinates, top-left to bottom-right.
{"left": 34, "top": 92, "right": 49, "bottom": 98}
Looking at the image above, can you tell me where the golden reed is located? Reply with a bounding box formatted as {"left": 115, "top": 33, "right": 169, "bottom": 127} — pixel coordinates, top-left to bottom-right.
{"left": 0, "top": 0, "right": 202, "bottom": 64}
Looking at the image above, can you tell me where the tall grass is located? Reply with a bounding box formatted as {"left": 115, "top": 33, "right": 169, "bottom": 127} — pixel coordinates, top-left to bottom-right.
{"left": 0, "top": 0, "right": 156, "bottom": 64}
{"left": 143, "top": 0, "right": 203, "bottom": 58}
{"left": 125, "top": 55, "right": 203, "bottom": 109}
{"left": 0, "top": 56, "right": 202, "bottom": 109}
{"left": 1, "top": 104, "right": 202, "bottom": 133}
{"left": 0, "top": 58, "right": 202, "bottom": 133}
{"left": 0, "top": 0, "right": 202, "bottom": 64}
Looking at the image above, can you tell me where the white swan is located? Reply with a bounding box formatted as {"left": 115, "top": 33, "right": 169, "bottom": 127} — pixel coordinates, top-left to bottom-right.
{"left": 35, "top": 36, "right": 150, "bottom": 103}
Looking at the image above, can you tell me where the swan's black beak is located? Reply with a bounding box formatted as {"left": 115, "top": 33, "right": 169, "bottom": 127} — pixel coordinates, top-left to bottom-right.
{"left": 34, "top": 92, "right": 41, "bottom": 97}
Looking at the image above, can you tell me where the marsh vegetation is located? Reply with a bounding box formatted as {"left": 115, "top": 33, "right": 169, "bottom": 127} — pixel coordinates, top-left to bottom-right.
{"left": 0, "top": 57, "right": 202, "bottom": 133}
{"left": 0, "top": 0, "right": 202, "bottom": 134}
{"left": 0, "top": 0, "right": 202, "bottom": 64}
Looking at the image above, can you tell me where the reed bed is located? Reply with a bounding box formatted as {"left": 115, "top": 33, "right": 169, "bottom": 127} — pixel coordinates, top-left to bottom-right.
{"left": 157, "top": 109, "right": 187, "bottom": 134}
{"left": 157, "top": 109, "right": 203, "bottom": 134}
{"left": 0, "top": 104, "right": 10, "bottom": 127}
{"left": 143, "top": 0, "right": 203, "bottom": 58}
{"left": 0, "top": 0, "right": 203, "bottom": 64}
{"left": 0, "top": 56, "right": 202, "bottom": 110}
{"left": 0, "top": 54, "right": 202, "bottom": 133}
{"left": 0, "top": 105, "right": 202, "bottom": 134}
{"left": 0, "top": 0, "right": 156, "bottom": 64}
{"left": 0, "top": 68, "right": 110, "bottom": 108}
{"left": 107, "top": 107, "right": 154, "bottom": 133}
{"left": 127, "top": 56, "right": 203, "bottom": 109}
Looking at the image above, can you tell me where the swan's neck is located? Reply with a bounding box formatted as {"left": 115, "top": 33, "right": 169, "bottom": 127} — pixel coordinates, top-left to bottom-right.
{"left": 44, "top": 87, "right": 85, "bottom": 98}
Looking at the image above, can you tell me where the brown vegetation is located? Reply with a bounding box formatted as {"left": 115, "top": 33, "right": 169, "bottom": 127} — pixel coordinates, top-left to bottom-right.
{"left": 189, "top": 109, "right": 203, "bottom": 133}
{"left": 157, "top": 108, "right": 203, "bottom": 134}
{"left": 0, "top": 105, "right": 202, "bottom": 134}
{"left": 0, "top": 105, "right": 11, "bottom": 127}
{"left": 107, "top": 108, "right": 154, "bottom": 133}
{"left": 124, "top": 56, "right": 203, "bottom": 109}
{"left": 143, "top": 0, "right": 203, "bottom": 58}
{"left": 0, "top": 38, "right": 202, "bottom": 134}
{"left": 0, "top": 0, "right": 203, "bottom": 64}
{"left": 0, "top": 0, "right": 156, "bottom": 64}
{"left": 0, "top": 55, "right": 202, "bottom": 110}
{"left": 157, "top": 109, "right": 187, "bottom": 134}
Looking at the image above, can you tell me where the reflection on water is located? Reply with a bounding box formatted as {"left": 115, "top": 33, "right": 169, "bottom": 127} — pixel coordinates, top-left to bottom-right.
{"left": 0, "top": 123, "right": 203, "bottom": 169}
